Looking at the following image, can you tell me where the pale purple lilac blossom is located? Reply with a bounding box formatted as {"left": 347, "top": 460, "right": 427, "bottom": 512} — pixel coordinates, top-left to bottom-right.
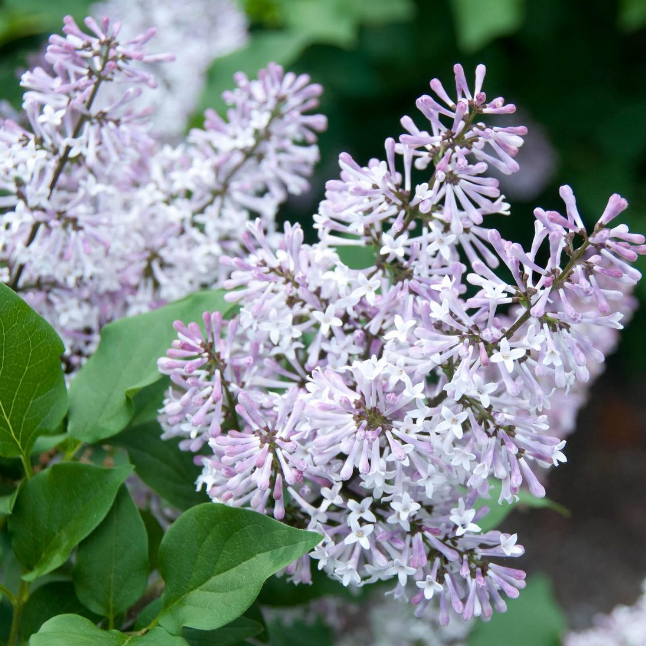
{"left": 0, "top": 16, "right": 325, "bottom": 371}
{"left": 90, "top": 0, "right": 248, "bottom": 138}
{"left": 158, "top": 65, "right": 645, "bottom": 623}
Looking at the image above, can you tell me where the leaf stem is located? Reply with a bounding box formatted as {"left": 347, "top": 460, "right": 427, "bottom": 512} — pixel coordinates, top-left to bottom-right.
{"left": 0, "top": 581, "right": 16, "bottom": 606}
{"left": 7, "top": 577, "right": 30, "bottom": 646}
{"left": 63, "top": 439, "right": 83, "bottom": 462}
{"left": 20, "top": 454, "right": 33, "bottom": 479}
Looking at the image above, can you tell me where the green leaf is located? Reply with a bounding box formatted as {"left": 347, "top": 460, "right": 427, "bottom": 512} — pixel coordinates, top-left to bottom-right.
{"left": 477, "top": 482, "right": 569, "bottom": 532}
{"left": 336, "top": 245, "right": 376, "bottom": 270}
{"left": 258, "top": 568, "right": 365, "bottom": 607}
{"left": 183, "top": 617, "right": 264, "bottom": 646}
{"left": 0, "top": 284, "right": 67, "bottom": 460}
{"left": 198, "top": 0, "right": 415, "bottom": 119}
{"left": 8, "top": 463, "right": 132, "bottom": 581}
{"left": 73, "top": 486, "right": 148, "bottom": 618}
{"left": 451, "top": 0, "right": 526, "bottom": 53}
{"left": 619, "top": 0, "right": 646, "bottom": 31}
{"left": 68, "top": 290, "right": 235, "bottom": 444}
{"left": 139, "top": 509, "right": 164, "bottom": 572}
{"left": 0, "top": 486, "right": 17, "bottom": 516}
{"left": 352, "top": 0, "right": 415, "bottom": 25}
{"left": 157, "top": 504, "right": 322, "bottom": 634}
{"left": 284, "top": 0, "right": 359, "bottom": 49}
{"left": 134, "top": 598, "right": 163, "bottom": 631}
{"left": 20, "top": 581, "right": 100, "bottom": 641}
{"left": 32, "top": 433, "right": 68, "bottom": 455}
{"left": 112, "top": 422, "right": 205, "bottom": 510}
{"left": 130, "top": 379, "right": 169, "bottom": 427}
{"left": 469, "top": 575, "right": 566, "bottom": 646}
{"left": 31, "top": 614, "right": 190, "bottom": 646}
{"left": 266, "top": 618, "right": 333, "bottom": 646}
{"left": 199, "top": 31, "right": 312, "bottom": 116}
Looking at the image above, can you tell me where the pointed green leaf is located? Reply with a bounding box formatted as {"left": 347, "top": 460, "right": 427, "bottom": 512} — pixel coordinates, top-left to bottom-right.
{"left": 139, "top": 509, "right": 164, "bottom": 571}
{"left": 68, "top": 290, "right": 236, "bottom": 444}
{"left": 112, "top": 422, "right": 205, "bottom": 510}
{"left": 158, "top": 505, "right": 322, "bottom": 634}
{"left": 0, "top": 284, "right": 67, "bottom": 459}
{"left": 0, "top": 486, "right": 17, "bottom": 516}
{"left": 8, "top": 463, "right": 132, "bottom": 581}
{"left": 31, "top": 614, "right": 189, "bottom": 646}
{"left": 74, "top": 486, "right": 149, "bottom": 618}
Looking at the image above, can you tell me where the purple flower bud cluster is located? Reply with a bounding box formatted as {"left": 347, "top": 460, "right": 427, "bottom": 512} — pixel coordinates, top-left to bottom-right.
{"left": 0, "top": 16, "right": 325, "bottom": 371}
{"left": 157, "top": 66, "right": 644, "bottom": 622}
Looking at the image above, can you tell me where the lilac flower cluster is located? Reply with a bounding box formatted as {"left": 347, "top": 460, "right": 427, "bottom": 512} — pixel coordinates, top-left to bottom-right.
{"left": 90, "top": 0, "right": 248, "bottom": 138}
{"left": 0, "top": 16, "right": 325, "bottom": 370}
{"left": 159, "top": 66, "right": 644, "bottom": 623}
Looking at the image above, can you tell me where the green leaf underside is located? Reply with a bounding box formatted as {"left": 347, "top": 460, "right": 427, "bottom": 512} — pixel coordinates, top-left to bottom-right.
{"left": 183, "top": 617, "right": 264, "bottom": 646}
{"left": 74, "top": 486, "right": 149, "bottom": 618}
{"left": 158, "top": 505, "right": 322, "bottom": 634}
{"left": 8, "top": 463, "right": 132, "bottom": 581}
{"left": 31, "top": 614, "right": 189, "bottom": 646}
{"left": 0, "top": 284, "right": 67, "bottom": 459}
{"left": 112, "top": 422, "right": 205, "bottom": 510}
{"left": 68, "top": 290, "right": 235, "bottom": 444}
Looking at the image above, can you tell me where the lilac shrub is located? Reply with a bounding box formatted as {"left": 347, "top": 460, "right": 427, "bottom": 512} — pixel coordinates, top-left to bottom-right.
{"left": 0, "top": 16, "right": 325, "bottom": 370}
{"left": 158, "top": 64, "right": 645, "bottom": 623}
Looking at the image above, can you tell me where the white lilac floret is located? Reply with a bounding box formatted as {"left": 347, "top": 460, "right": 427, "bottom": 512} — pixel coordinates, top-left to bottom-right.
{"left": 158, "top": 66, "right": 645, "bottom": 622}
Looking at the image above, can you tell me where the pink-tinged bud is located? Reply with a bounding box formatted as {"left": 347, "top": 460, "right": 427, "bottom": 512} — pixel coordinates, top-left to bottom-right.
{"left": 598, "top": 193, "right": 628, "bottom": 226}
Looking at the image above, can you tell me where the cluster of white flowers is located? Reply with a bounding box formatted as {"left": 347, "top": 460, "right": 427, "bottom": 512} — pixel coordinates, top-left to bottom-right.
{"left": 0, "top": 16, "right": 325, "bottom": 371}
{"left": 565, "top": 580, "right": 646, "bottom": 646}
{"left": 158, "top": 63, "right": 644, "bottom": 624}
{"left": 90, "top": 0, "right": 248, "bottom": 137}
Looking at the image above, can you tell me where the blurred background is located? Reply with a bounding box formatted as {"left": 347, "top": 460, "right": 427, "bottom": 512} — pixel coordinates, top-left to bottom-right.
{"left": 1, "top": 0, "right": 645, "bottom": 642}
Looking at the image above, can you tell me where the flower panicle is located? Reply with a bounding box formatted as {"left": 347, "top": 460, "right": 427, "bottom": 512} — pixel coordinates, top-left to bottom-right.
{"left": 154, "top": 64, "right": 643, "bottom": 624}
